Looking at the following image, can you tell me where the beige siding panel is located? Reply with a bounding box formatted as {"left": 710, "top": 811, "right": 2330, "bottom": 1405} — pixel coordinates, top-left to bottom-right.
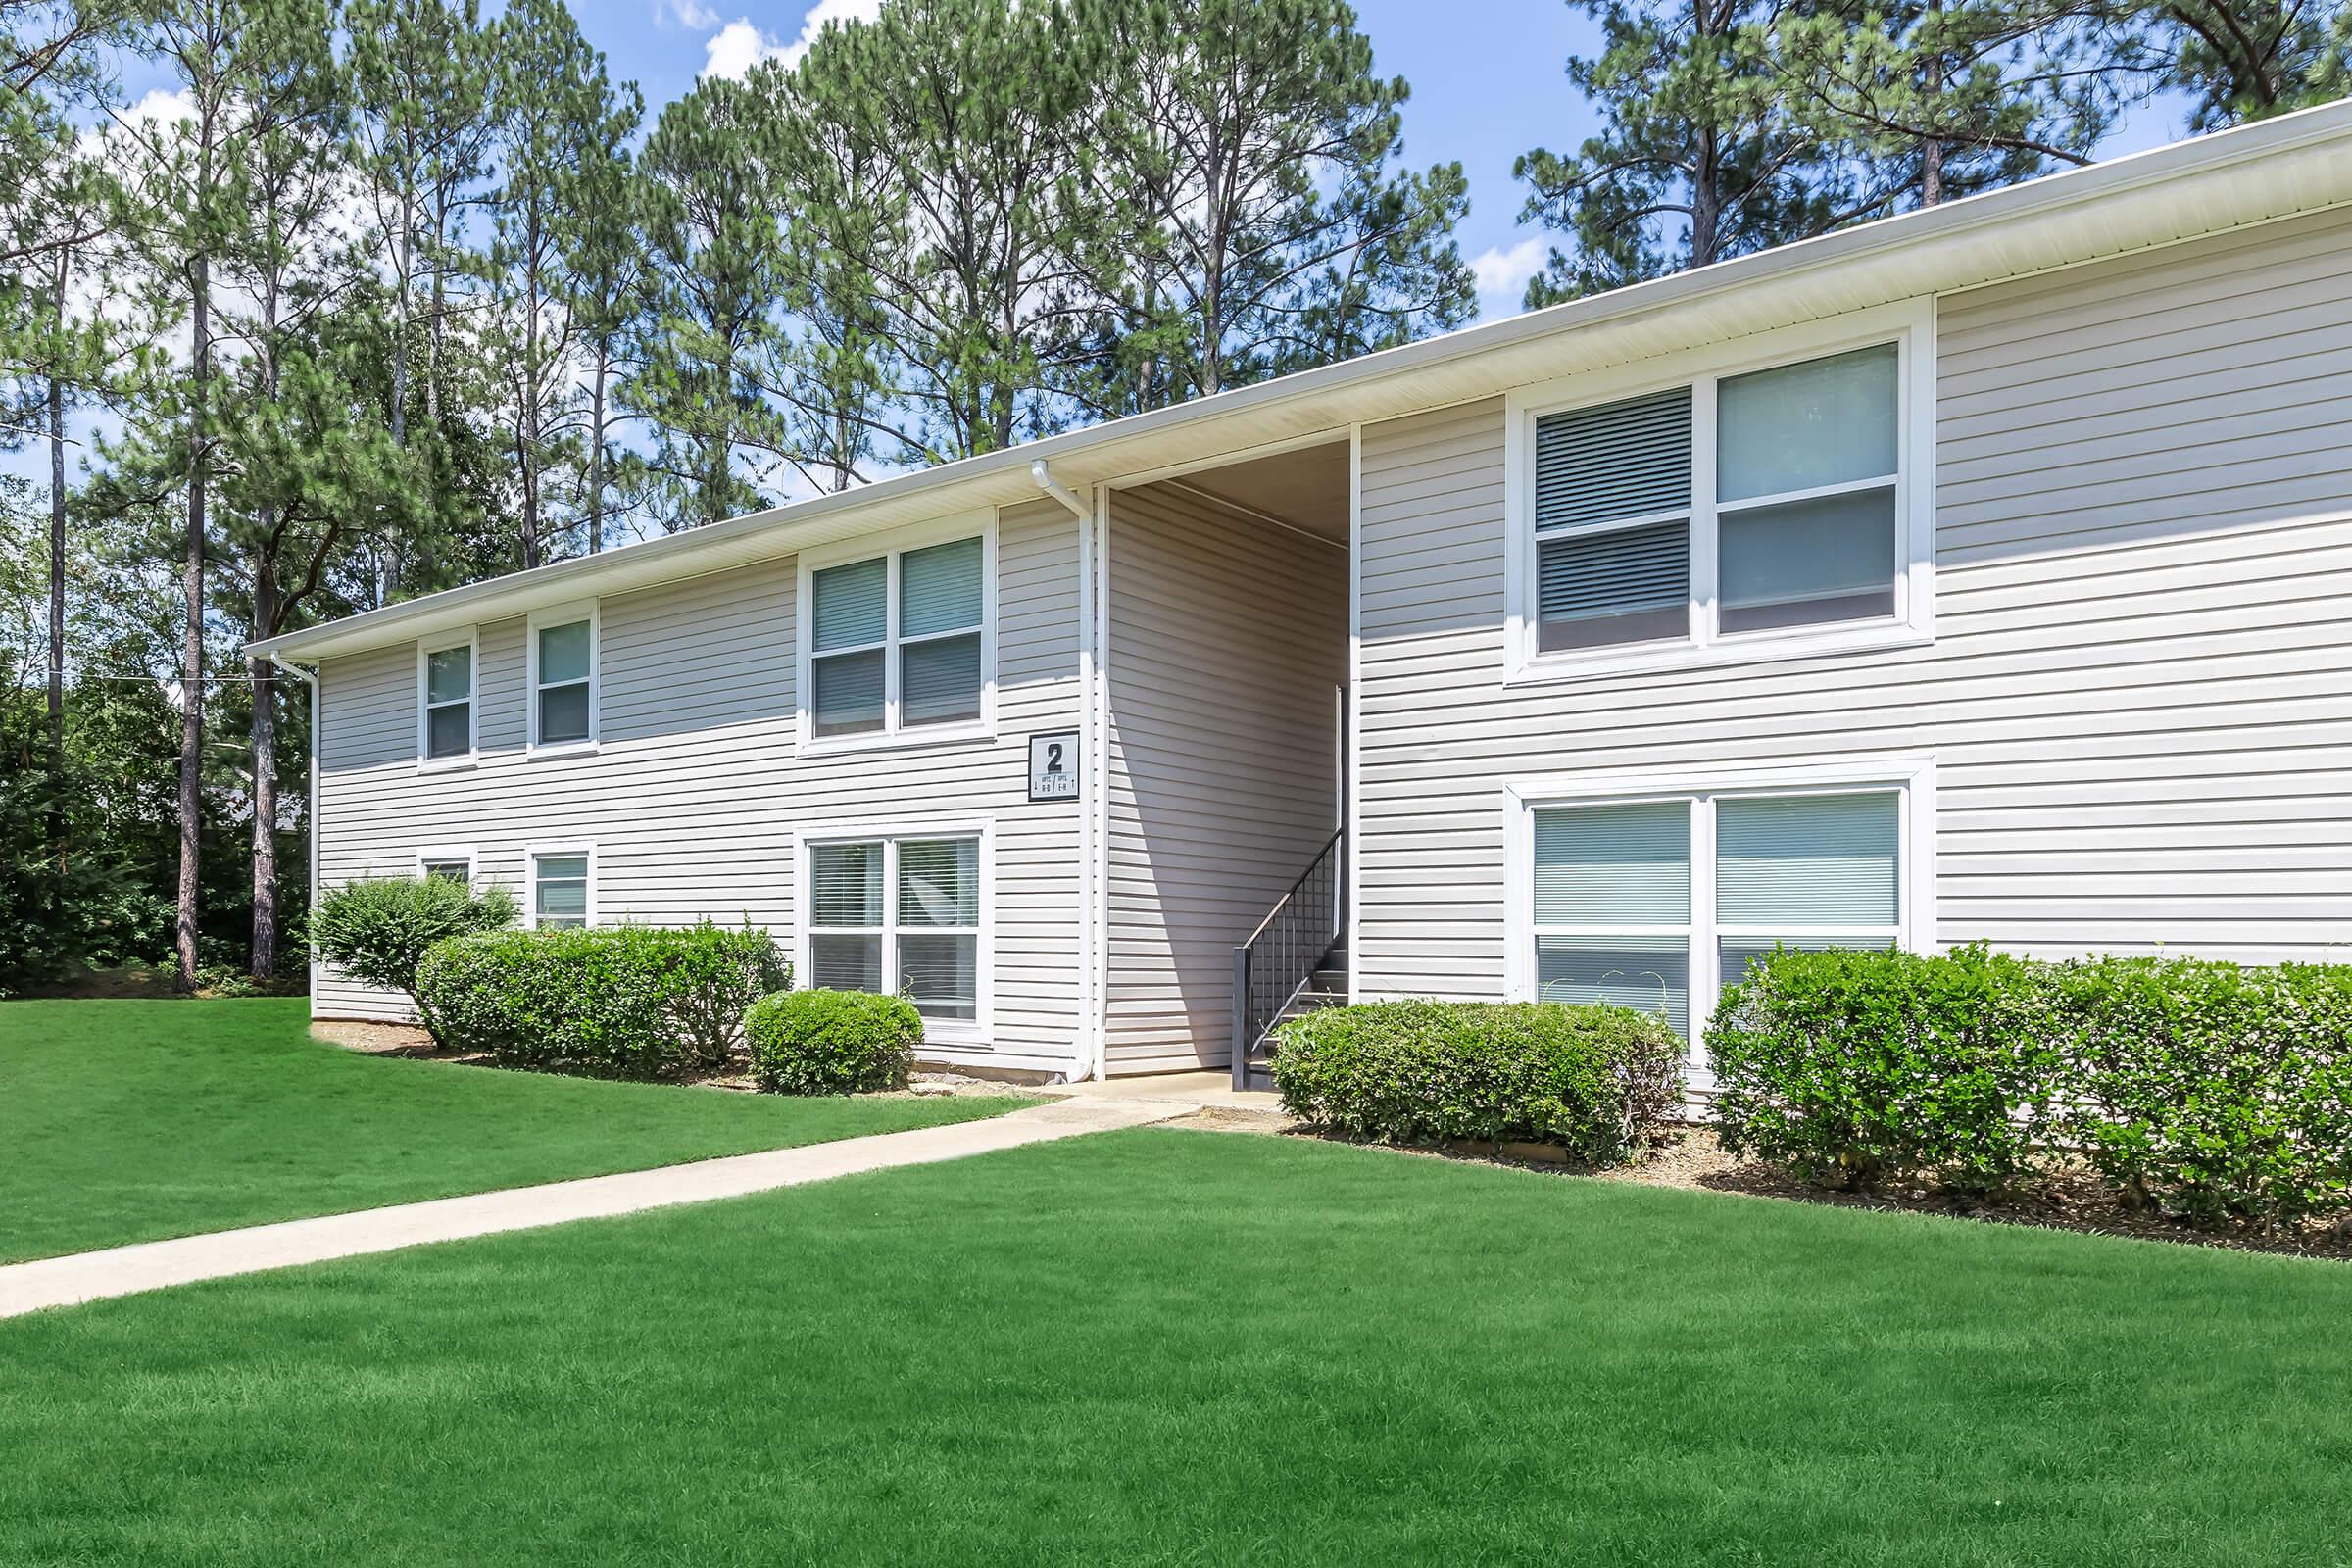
{"left": 314, "top": 499, "right": 1087, "bottom": 1072}
{"left": 1103, "top": 482, "right": 1348, "bottom": 1072}
{"left": 1355, "top": 206, "right": 2352, "bottom": 1009}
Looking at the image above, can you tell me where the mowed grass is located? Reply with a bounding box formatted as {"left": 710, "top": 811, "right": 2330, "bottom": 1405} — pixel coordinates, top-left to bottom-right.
{"left": 0, "top": 999, "right": 1031, "bottom": 1262}
{"left": 7, "top": 1130, "right": 2351, "bottom": 1567}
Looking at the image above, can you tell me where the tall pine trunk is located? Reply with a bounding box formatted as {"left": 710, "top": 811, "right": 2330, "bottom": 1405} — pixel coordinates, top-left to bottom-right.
{"left": 46, "top": 254, "right": 68, "bottom": 862}
{"left": 587, "top": 348, "right": 607, "bottom": 553}
{"left": 249, "top": 570, "right": 278, "bottom": 980}
{"left": 177, "top": 246, "right": 211, "bottom": 990}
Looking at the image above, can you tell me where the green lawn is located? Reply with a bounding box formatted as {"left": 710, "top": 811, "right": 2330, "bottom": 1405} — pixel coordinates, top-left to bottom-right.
{"left": 5, "top": 1130, "right": 2349, "bottom": 1566}
{"left": 0, "top": 998, "right": 1031, "bottom": 1262}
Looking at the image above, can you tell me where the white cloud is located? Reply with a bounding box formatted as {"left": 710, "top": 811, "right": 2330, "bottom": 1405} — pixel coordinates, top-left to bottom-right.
{"left": 698, "top": 0, "right": 883, "bottom": 79}
{"left": 665, "top": 0, "right": 721, "bottom": 26}
{"left": 1469, "top": 236, "right": 1547, "bottom": 318}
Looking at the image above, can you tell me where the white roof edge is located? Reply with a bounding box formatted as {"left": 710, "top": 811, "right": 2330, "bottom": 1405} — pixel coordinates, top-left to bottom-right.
{"left": 252, "top": 98, "right": 2352, "bottom": 663}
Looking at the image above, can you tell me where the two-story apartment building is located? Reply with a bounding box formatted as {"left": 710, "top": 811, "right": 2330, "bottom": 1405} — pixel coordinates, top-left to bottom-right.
{"left": 252, "top": 103, "right": 2352, "bottom": 1087}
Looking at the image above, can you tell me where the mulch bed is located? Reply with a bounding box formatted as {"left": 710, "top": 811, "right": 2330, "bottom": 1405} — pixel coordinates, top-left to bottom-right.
{"left": 1183, "top": 1109, "right": 2352, "bottom": 1261}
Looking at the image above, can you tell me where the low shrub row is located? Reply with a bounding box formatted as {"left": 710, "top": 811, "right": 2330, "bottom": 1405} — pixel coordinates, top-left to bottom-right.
{"left": 1269, "top": 999, "right": 1685, "bottom": 1166}
{"left": 1709, "top": 946, "right": 2352, "bottom": 1223}
{"left": 416, "top": 921, "right": 791, "bottom": 1080}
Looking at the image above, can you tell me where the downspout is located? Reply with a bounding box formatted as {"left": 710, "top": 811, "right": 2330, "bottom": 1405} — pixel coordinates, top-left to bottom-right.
{"left": 1032, "top": 461, "right": 1104, "bottom": 1082}
{"left": 270, "top": 655, "right": 320, "bottom": 1018}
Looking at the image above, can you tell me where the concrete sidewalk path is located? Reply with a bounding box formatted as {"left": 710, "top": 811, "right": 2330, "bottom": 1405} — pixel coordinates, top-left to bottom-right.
{"left": 0, "top": 1095, "right": 1194, "bottom": 1321}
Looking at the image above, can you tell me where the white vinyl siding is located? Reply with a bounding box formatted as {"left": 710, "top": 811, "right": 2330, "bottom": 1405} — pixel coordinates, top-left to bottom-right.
{"left": 1103, "top": 480, "right": 1348, "bottom": 1073}
{"left": 1357, "top": 205, "right": 2352, "bottom": 1025}
{"left": 312, "top": 499, "right": 1082, "bottom": 1074}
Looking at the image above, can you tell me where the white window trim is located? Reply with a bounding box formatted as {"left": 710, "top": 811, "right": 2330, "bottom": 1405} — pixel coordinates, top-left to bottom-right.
{"left": 791, "top": 817, "right": 995, "bottom": 1048}
{"left": 525, "top": 600, "right": 601, "bottom": 758}
{"left": 1502, "top": 299, "right": 1936, "bottom": 685}
{"left": 795, "top": 510, "right": 998, "bottom": 757}
{"left": 416, "top": 628, "right": 479, "bottom": 770}
{"left": 416, "top": 846, "right": 477, "bottom": 886}
{"left": 1501, "top": 754, "right": 1936, "bottom": 1079}
{"left": 524, "top": 842, "right": 598, "bottom": 930}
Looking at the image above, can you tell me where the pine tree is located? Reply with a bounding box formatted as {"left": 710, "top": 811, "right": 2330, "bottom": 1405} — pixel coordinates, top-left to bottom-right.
{"left": 1072, "top": 0, "right": 1472, "bottom": 409}
{"left": 1514, "top": 0, "right": 1847, "bottom": 304}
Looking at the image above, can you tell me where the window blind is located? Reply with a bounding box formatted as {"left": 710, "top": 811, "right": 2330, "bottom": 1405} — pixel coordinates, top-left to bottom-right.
{"left": 811, "top": 841, "right": 884, "bottom": 926}
{"left": 899, "top": 537, "right": 982, "bottom": 638}
{"left": 1533, "top": 800, "right": 1690, "bottom": 925}
{"left": 1534, "top": 386, "right": 1692, "bottom": 533}
{"left": 811, "top": 647, "right": 885, "bottom": 736}
{"left": 1715, "top": 791, "right": 1899, "bottom": 926}
{"left": 537, "top": 621, "right": 589, "bottom": 685}
{"left": 426, "top": 647, "right": 470, "bottom": 704}
{"left": 901, "top": 635, "right": 982, "bottom": 727}
{"left": 1718, "top": 344, "right": 1897, "bottom": 503}
{"left": 1538, "top": 521, "right": 1690, "bottom": 649}
{"left": 812, "top": 557, "right": 887, "bottom": 651}
{"left": 898, "top": 838, "right": 978, "bottom": 927}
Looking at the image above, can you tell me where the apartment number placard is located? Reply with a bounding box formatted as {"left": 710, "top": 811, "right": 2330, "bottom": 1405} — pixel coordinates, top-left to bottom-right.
{"left": 1029, "top": 731, "right": 1080, "bottom": 802}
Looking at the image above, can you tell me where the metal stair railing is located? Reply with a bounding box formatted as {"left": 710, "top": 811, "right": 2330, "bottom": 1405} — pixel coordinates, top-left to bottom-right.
{"left": 1230, "top": 828, "right": 1345, "bottom": 1091}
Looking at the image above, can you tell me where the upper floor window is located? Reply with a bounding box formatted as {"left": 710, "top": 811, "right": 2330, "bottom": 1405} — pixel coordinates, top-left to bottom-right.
{"left": 417, "top": 632, "right": 475, "bottom": 764}
{"left": 802, "top": 521, "right": 991, "bottom": 748}
{"left": 528, "top": 603, "right": 598, "bottom": 752}
{"left": 1508, "top": 304, "right": 1931, "bottom": 679}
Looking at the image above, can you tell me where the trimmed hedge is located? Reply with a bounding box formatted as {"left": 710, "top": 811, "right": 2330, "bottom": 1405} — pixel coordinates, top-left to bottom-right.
{"left": 1269, "top": 1000, "right": 1685, "bottom": 1165}
{"left": 416, "top": 922, "right": 791, "bottom": 1079}
{"left": 745, "top": 988, "right": 920, "bottom": 1095}
{"left": 1706, "top": 946, "right": 2057, "bottom": 1192}
{"left": 1709, "top": 946, "right": 2352, "bottom": 1222}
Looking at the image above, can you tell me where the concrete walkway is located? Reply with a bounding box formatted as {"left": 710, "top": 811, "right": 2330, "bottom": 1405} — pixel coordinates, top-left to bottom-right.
{"left": 0, "top": 1095, "right": 1195, "bottom": 1321}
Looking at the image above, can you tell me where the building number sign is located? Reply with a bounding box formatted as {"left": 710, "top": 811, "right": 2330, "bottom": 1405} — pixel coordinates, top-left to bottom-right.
{"left": 1029, "top": 731, "right": 1080, "bottom": 802}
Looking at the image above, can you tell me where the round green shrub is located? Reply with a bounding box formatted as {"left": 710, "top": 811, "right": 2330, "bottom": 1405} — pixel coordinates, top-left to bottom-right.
{"left": 309, "top": 875, "right": 516, "bottom": 1035}
{"left": 416, "top": 921, "right": 790, "bottom": 1078}
{"left": 745, "top": 988, "right": 920, "bottom": 1095}
{"left": 1268, "top": 999, "right": 1685, "bottom": 1165}
{"left": 1707, "top": 944, "right": 2057, "bottom": 1192}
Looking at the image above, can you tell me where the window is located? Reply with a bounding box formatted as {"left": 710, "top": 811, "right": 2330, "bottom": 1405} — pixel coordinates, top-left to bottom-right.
{"left": 1508, "top": 306, "right": 1930, "bottom": 677}
{"left": 806, "top": 832, "right": 983, "bottom": 1026}
{"left": 529, "top": 849, "right": 593, "bottom": 929}
{"left": 416, "top": 633, "right": 475, "bottom": 763}
{"left": 803, "top": 524, "right": 990, "bottom": 746}
{"left": 1516, "top": 764, "right": 1923, "bottom": 1058}
{"left": 418, "top": 852, "right": 473, "bottom": 885}
{"left": 528, "top": 604, "right": 598, "bottom": 751}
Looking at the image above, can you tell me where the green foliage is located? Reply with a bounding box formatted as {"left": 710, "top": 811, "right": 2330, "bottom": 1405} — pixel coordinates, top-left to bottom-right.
{"left": 1707, "top": 945, "right": 2059, "bottom": 1191}
{"left": 416, "top": 922, "right": 790, "bottom": 1078}
{"left": 308, "top": 875, "right": 517, "bottom": 1014}
{"left": 744, "top": 988, "right": 921, "bottom": 1096}
{"left": 1710, "top": 947, "right": 2352, "bottom": 1222}
{"left": 2046, "top": 956, "right": 2352, "bottom": 1221}
{"left": 1269, "top": 999, "right": 1686, "bottom": 1164}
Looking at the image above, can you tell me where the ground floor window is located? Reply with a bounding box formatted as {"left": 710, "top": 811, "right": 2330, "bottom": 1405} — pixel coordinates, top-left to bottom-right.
{"left": 529, "top": 848, "right": 593, "bottom": 929}
{"left": 418, "top": 851, "right": 473, "bottom": 886}
{"left": 1525, "top": 774, "right": 1912, "bottom": 1043}
{"left": 807, "top": 831, "right": 983, "bottom": 1024}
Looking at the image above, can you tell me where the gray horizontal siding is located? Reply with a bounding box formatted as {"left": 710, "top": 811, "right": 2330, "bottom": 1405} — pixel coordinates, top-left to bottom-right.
{"left": 1104, "top": 483, "right": 1348, "bottom": 1072}
{"left": 315, "top": 498, "right": 1085, "bottom": 1071}
{"left": 1355, "top": 204, "right": 2352, "bottom": 1005}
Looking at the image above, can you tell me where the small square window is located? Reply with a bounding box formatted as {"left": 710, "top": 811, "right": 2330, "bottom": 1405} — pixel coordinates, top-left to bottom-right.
{"left": 533, "top": 853, "right": 590, "bottom": 929}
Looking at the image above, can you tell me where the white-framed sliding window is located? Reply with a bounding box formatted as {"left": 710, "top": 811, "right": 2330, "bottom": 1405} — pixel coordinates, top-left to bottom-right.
{"left": 526, "top": 601, "right": 599, "bottom": 756}
{"left": 1503, "top": 756, "right": 1935, "bottom": 1075}
{"left": 1502, "top": 300, "right": 1936, "bottom": 683}
{"left": 525, "top": 843, "right": 596, "bottom": 929}
{"left": 416, "top": 629, "right": 477, "bottom": 767}
{"left": 794, "top": 820, "right": 993, "bottom": 1044}
{"left": 416, "top": 848, "right": 475, "bottom": 886}
{"left": 796, "top": 512, "right": 995, "bottom": 754}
